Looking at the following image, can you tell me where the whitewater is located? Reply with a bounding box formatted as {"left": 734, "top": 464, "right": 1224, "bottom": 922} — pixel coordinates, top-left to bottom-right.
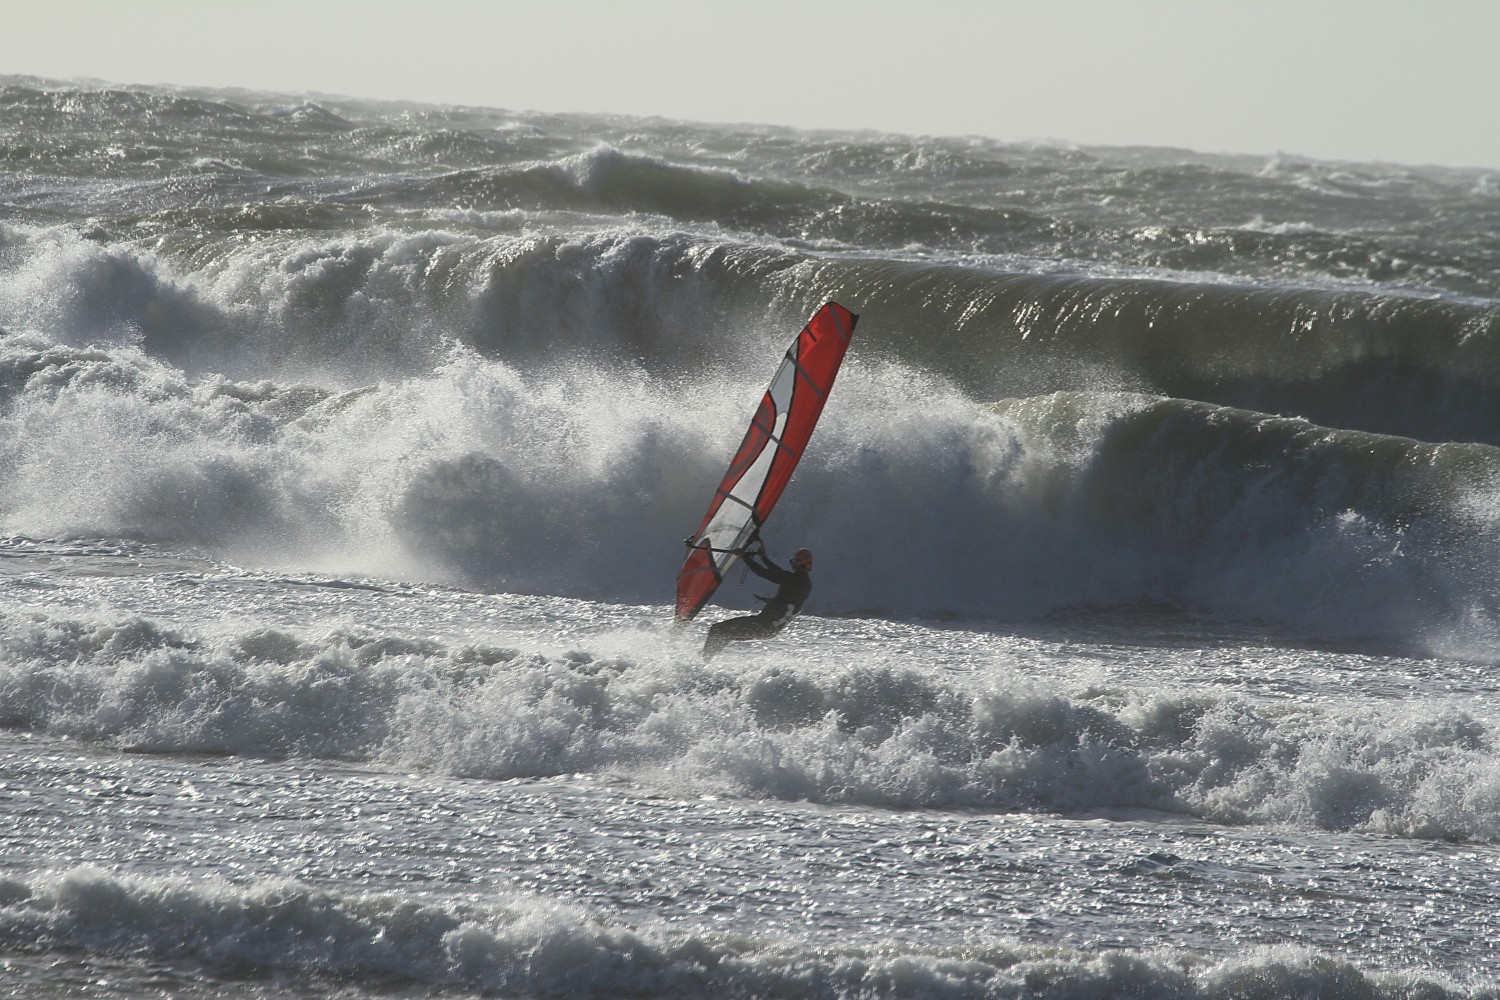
{"left": 3, "top": 76, "right": 1500, "bottom": 998}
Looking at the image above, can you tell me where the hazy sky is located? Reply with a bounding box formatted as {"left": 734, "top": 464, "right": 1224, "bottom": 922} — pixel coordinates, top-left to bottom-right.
{"left": 7, "top": 1, "right": 1497, "bottom": 169}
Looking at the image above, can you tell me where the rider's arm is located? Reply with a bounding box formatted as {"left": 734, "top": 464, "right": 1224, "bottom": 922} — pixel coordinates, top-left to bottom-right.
{"left": 735, "top": 551, "right": 786, "bottom": 581}
{"left": 741, "top": 549, "right": 791, "bottom": 583}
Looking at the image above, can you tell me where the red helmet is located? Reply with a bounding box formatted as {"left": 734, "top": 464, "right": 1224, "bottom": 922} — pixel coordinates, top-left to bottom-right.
{"left": 791, "top": 548, "right": 813, "bottom": 570}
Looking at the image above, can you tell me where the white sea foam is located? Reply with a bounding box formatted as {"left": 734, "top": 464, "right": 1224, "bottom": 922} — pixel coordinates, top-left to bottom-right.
{"left": 6, "top": 78, "right": 1500, "bottom": 997}
{"left": 0, "top": 867, "right": 1466, "bottom": 999}
{"left": 5, "top": 291, "right": 1500, "bottom": 652}
{"left": 5, "top": 606, "right": 1500, "bottom": 841}
{"left": 1234, "top": 215, "right": 1322, "bottom": 235}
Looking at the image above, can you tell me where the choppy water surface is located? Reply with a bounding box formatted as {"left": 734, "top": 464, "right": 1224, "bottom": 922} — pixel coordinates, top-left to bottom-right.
{"left": 4, "top": 77, "right": 1500, "bottom": 997}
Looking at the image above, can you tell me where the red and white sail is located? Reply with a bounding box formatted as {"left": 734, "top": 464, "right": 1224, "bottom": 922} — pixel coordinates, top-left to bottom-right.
{"left": 675, "top": 302, "right": 858, "bottom": 621}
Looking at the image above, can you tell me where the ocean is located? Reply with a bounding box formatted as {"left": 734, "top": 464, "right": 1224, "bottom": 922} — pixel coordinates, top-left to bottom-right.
{"left": 3, "top": 76, "right": 1500, "bottom": 998}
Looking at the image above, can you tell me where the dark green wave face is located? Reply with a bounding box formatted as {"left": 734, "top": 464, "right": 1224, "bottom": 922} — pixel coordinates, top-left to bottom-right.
{"left": 4, "top": 76, "right": 1500, "bottom": 643}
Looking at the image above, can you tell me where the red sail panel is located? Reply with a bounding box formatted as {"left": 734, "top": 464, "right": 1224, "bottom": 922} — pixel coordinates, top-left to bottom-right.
{"left": 675, "top": 302, "right": 858, "bottom": 621}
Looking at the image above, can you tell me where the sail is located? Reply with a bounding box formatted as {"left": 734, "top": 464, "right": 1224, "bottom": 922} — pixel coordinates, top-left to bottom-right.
{"left": 675, "top": 302, "right": 858, "bottom": 621}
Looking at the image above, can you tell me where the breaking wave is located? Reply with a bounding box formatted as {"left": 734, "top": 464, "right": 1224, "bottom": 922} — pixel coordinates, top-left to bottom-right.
{"left": 6, "top": 610, "right": 1500, "bottom": 841}
{"left": 5, "top": 76, "right": 1500, "bottom": 654}
{"left": 4, "top": 305, "right": 1500, "bottom": 652}
{"left": 5, "top": 223, "right": 1500, "bottom": 441}
{"left": 0, "top": 866, "right": 1470, "bottom": 999}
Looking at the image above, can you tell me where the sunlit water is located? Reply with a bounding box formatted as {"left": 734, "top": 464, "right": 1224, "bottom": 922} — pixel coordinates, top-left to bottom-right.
{"left": 4, "top": 77, "right": 1500, "bottom": 997}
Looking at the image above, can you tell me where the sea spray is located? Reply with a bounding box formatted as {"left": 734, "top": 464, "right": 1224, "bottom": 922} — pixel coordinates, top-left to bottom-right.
{"left": 5, "top": 77, "right": 1500, "bottom": 995}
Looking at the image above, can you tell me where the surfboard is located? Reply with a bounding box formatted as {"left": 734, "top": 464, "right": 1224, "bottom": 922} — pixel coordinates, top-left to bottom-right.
{"left": 674, "top": 302, "right": 858, "bottom": 621}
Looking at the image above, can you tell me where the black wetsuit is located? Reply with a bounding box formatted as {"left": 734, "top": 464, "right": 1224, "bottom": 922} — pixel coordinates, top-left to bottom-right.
{"left": 701, "top": 552, "right": 811, "bottom": 660}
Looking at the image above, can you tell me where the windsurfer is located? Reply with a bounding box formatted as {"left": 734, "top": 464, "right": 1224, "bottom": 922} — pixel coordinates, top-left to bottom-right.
{"left": 673, "top": 303, "right": 855, "bottom": 624}
{"left": 701, "top": 546, "right": 813, "bottom": 660}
